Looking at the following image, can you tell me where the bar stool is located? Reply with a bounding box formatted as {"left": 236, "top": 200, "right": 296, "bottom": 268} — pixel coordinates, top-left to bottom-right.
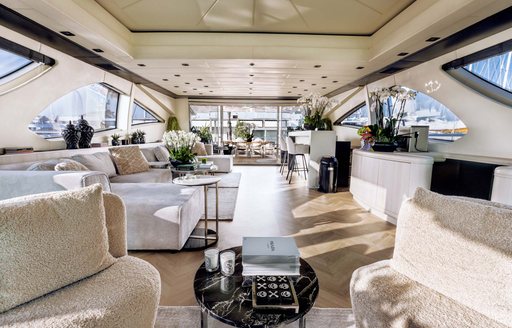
{"left": 279, "top": 136, "right": 288, "bottom": 175}
{"left": 286, "top": 137, "right": 309, "bottom": 184}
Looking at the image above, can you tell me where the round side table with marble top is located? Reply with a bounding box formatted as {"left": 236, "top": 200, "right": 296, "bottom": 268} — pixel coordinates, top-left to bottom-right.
{"left": 194, "top": 246, "right": 319, "bottom": 328}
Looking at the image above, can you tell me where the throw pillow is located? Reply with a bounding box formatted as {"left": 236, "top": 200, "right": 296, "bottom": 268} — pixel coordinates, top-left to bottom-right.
{"left": 72, "top": 152, "right": 117, "bottom": 177}
{"left": 0, "top": 184, "right": 116, "bottom": 312}
{"left": 140, "top": 147, "right": 157, "bottom": 162}
{"left": 192, "top": 142, "right": 207, "bottom": 156}
{"left": 26, "top": 159, "right": 61, "bottom": 171}
{"left": 154, "top": 145, "right": 169, "bottom": 162}
{"left": 54, "top": 159, "right": 89, "bottom": 171}
{"left": 109, "top": 146, "right": 150, "bottom": 175}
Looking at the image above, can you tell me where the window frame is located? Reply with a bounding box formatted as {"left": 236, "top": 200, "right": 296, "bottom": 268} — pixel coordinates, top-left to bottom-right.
{"left": 442, "top": 39, "right": 512, "bottom": 107}
{"left": 131, "top": 100, "right": 164, "bottom": 126}
{"left": 333, "top": 102, "right": 369, "bottom": 128}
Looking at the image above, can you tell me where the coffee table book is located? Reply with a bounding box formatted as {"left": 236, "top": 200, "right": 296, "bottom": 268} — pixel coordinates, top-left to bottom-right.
{"left": 242, "top": 237, "right": 300, "bottom": 265}
{"left": 242, "top": 262, "right": 300, "bottom": 276}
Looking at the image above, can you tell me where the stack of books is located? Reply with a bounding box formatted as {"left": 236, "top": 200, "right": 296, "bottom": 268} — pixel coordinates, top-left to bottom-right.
{"left": 242, "top": 237, "right": 300, "bottom": 276}
{"left": 198, "top": 161, "right": 214, "bottom": 169}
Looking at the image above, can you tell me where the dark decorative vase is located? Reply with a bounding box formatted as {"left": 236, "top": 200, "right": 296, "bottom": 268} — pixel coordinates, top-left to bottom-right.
{"left": 77, "top": 115, "right": 94, "bottom": 148}
{"left": 372, "top": 142, "right": 398, "bottom": 152}
{"left": 111, "top": 140, "right": 120, "bottom": 146}
{"left": 62, "top": 121, "right": 80, "bottom": 149}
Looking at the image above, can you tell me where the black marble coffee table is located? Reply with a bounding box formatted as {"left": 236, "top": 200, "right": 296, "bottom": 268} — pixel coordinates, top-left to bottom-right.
{"left": 194, "top": 246, "right": 319, "bottom": 328}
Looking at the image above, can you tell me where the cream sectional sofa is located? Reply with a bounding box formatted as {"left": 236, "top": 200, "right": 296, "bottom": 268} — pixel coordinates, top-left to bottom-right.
{"left": 0, "top": 185, "right": 161, "bottom": 327}
{"left": 0, "top": 145, "right": 204, "bottom": 250}
{"left": 350, "top": 188, "right": 512, "bottom": 328}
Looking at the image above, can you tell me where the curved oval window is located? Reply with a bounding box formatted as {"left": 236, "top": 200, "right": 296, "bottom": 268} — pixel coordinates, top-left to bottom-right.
{"left": 29, "top": 83, "right": 120, "bottom": 139}
{"left": 463, "top": 50, "right": 512, "bottom": 93}
{"left": 383, "top": 88, "right": 468, "bottom": 142}
{"left": 0, "top": 48, "right": 32, "bottom": 80}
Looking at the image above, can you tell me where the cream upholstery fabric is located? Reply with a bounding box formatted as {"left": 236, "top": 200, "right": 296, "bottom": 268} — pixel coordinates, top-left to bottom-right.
{"left": 72, "top": 152, "right": 117, "bottom": 177}
{"left": 0, "top": 185, "right": 115, "bottom": 313}
{"left": 102, "top": 192, "right": 128, "bottom": 257}
{"left": 140, "top": 147, "right": 158, "bottom": 162}
{"left": 54, "top": 159, "right": 89, "bottom": 171}
{"left": 109, "top": 146, "right": 150, "bottom": 175}
{"left": 26, "top": 159, "right": 61, "bottom": 171}
{"left": 0, "top": 256, "right": 160, "bottom": 328}
{"left": 192, "top": 142, "right": 207, "bottom": 156}
{"left": 154, "top": 145, "right": 169, "bottom": 162}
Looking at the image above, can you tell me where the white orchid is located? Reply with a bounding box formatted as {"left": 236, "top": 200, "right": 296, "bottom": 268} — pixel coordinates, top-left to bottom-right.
{"left": 163, "top": 130, "right": 200, "bottom": 163}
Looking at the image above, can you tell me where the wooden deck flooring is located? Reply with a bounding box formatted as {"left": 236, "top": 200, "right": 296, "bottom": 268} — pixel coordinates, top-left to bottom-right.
{"left": 131, "top": 165, "right": 396, "bottom": 308}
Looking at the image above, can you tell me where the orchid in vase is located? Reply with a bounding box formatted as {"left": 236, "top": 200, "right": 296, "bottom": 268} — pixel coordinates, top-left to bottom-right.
{"left": 163, "top": 130, "right": 200, "bottom": 165}
{"left": 297, "top": 93, "right": 334, "bottom": 130}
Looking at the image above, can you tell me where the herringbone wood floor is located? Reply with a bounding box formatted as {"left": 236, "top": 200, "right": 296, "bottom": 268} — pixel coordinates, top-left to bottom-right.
{"left": 131, "top": 166, "right": 396, "bottom": 308}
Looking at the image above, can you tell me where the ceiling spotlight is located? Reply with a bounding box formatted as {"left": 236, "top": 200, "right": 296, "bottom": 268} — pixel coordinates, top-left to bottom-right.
{"left": 92, "top": 48, "right": 104, "bottom": 53}
{"left": 299, "top": 79, "right": 305, "bottom": 82}
{"left": 162, "top": 78, "right": 168, "bottom": 81}
{"left": 137, "top": 63, "right": 146, "bottom": 67}
{"left": 182, "top": 63, "right": 189, "bottom": 66}
{"left": 174, "top": 86, "right": 179, "bottom": 88}
{"left": 249, "top": 82, "right": 253, "bottom": 84}
{"left": 185, "top": 82, "right": 190, "bottom": 85}
{"left": 298, "top": 94, "right": 302, "bottom": 96}
{"left": 193, "top": 88, "right": 197, "bottom": 90}
{"left": 199, "top": 93, "right": 203, "bottom": 95}
{"left": 314, "top": 65, "right": 322, "bottom": 68}
{"left": 209, "top": 90, "right": 213, "bottom": 93}
{"left": 426, "top": 37, "right": 440, "bottom": 42}
{"left": 312, "top": 84, "right": 316, "bottom": 86}
{"left": 288, "top": 91, "right": 292, "bottom": 93}
{"left": 60, "top": 31, "right": 75, "bottom": 36}
{"left": 332, "top": 80, "right": 338, "bottom": 83}
{"left": 249, "top": 74, "right": 254, "bottom": 77}
{"left": 304, "top": 89, "right": 308, "bottom": 91}
{"left": 321, "top": 76, "right": 327, "bottom": 78}
{"left": 183, "top": 91, "right": 188, "bottom": 93}
{"left": 197, "top": 78, "right": 203, "bottom": 81}
{"left": 397, "top": 52, "right": 409, "bottom": 56}
{"left": 204, "top": 85, "right": 209, "bottom": 88}
{"left": 174, "top": 74, "right": 181, "bottom": 77}
{"left": 292, "top": 86, "right": 297, "bottom": 88}
{"left": 356, "top": 66, "right": 364, "bottom": 69}
{"left": 322, "top": 87, "right": 327, "bottom": 89}
{"left": 249, "top": 63, "right": 255, "bottom": 66}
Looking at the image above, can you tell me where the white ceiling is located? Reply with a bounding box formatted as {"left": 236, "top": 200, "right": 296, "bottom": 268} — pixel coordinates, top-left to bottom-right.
{"left": 1, "top": 0, "right": 510, "bottom": 99}
{"left": 95, "top": 0, "right": 414, "bottom": 35}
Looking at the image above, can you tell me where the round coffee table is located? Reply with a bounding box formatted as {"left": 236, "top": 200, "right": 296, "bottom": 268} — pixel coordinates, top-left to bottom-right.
{"left": 194, "top": 246, "right": 319, "bottom": 328}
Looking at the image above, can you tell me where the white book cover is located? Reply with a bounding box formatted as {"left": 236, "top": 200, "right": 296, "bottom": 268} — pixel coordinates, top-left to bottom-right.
{"left": 242, "top": 237, "right": 300, "bottom": 264}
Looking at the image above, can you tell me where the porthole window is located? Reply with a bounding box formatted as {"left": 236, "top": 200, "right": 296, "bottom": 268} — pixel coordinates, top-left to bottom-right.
{"left": 29, "top": 83, "right": 120, "bottom": 139}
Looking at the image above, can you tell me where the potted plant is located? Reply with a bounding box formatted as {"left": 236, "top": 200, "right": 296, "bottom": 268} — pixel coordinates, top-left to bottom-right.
{"left": 163, "top": 130, "right": 200, "bottom": 167}
{"left": 234, "top": 121, "right": 254, "bottom": 142}
{"left": 192, "top": 126, "right": 213, "bottom": 144}
{"left": 111, "top": 133, "right": 121, "bottom": 146}
{"left": 297, "top": 93, "right": 334, "bottom": 130}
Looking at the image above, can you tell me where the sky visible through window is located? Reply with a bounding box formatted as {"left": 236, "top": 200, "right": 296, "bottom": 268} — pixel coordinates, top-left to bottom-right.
{"left": 132, "top": 102, "right": 160, "bottom": 125}
{"left": 464, "top": 51, "right": 512, "bottom": 93}
{"left": 0, "top": 48, "right": 32, "bottom": 79}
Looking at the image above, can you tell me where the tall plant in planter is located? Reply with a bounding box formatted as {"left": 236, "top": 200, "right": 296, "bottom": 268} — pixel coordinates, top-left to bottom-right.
{"left": 297, "top": 93, "right": 334, "bottom": 130}
{"left": 163, "top": 130, "right": 200, "bottom": 165}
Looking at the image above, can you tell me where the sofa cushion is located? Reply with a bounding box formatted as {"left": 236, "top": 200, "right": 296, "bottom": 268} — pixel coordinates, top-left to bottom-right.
{"left": 72, "top": 152, "right": 117, "bottom": 177}
{"left": 109, "top": 146, "right": 150, "bottom": 175}
{"left": 54, "top": 159, "right": 89, "bottom": 171}
{"left": 393, "top": 188, "right": 512, "bottom": 327}
{"left": 109, "top": 169, "right": 172, "bottom": 183}
{"left": 350, "top": 260, "right": 507, "bottom": 328}
{"left": 192, "top": 142, "right": 207, "bottom": 156}
{"left": 0, "top": 184, "right": 115, "bottom": 313}
{"left": 0, "top": 256, "right": 160, "bottom": 327}
{"left": 140, "top": 147, "right": 157, "bottom": 162}
{"left": 154, "top": 145, "right": 169, "bottom": 162}
{"left": 26, "top": 159, "right": 61, "bottom": 171}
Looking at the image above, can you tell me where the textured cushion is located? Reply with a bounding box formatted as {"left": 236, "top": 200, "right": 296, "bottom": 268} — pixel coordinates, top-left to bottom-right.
{"left": 54, "top": 159, "right": 89, "bottom": 171}
{"left": 192, "top": 142, "right": 207, "bottom": 156}
{"left": 109, "top": 169, "right": 172, "bottom": 183}
{"left": 26, "top": 159, "right": 61, "bottom": 171}
{"left": 0, "top": 256, "right": 160, "bottom": 328}
{"left": 140, "top": 147, "right": 157, "bottom": 162}
{"left": 0, "top": 184, "right": 116, "bottom": 313}
{"left": 72, "top": 152, "right": 117, "bottom": 177}
{"left": 350, "top": 260, "right": 507, "bottom": 328}
{"left": 154, "top": 145, "right": 169, "bottom": 162}
{"left": 109, "top": 146, "right": 150, "bottom": 175}
{"left": 392, "top": 188, "right": 512, "bottom": 327}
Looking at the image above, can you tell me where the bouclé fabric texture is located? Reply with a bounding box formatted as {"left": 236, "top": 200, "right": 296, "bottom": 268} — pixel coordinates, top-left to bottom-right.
{"left": 154, "top": 145, "right": 169, "bottom": 162}
{"left": 0, "top": 184, "right": 116, "bottom": 313}
{"left": 54, "top": 159, "right": 89, "bottom": 171}
{"left": 109, "top": 146, "right": 150, "bottom": 175}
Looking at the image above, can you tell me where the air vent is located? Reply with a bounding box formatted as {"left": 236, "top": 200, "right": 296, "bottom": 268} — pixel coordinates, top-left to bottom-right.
{"left": 380, "top": 67, "right": 405, "bottom": 74}
{"left": 96, "top": 63, "right": 120, "bottom": 71}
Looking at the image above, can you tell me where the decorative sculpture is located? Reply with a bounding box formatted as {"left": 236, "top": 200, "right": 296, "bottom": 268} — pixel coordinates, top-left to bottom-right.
{"left": 62, "top": 121, "right": 80, "bottom": 149}
{"left": 77, "top": 115, "right": 94, "bottom": 148}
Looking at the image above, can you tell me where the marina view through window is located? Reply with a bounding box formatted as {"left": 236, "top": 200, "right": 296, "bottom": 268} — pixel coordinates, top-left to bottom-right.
{"left": 132, "top": 102, "right": 161, "bottom": 125}
{"left": 0, "top": 48, "right": 32, "bottom": 80}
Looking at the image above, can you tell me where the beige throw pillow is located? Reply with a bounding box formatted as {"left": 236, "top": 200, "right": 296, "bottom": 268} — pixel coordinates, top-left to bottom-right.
{"left": 192, "top": 142, "right": 207, "bottom": 156}
{"left": 154, "top": 145, "right": 170, "bottom": 162}
{"left": 0, "top": 184, "right": 116, "bottom": 313}
{"left": 54, "top": 159, "right": 89, "bottom": 171}
{"left": 109, "top": 146, "right": 150, "bottom": 175}
{"left": 26, "top": 159, "right": 61, "bottom": 171}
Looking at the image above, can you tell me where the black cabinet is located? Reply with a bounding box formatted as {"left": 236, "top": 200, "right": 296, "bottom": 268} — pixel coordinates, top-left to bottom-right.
{"left": 335, "top": 141, "right": 351, "bottom": 189}
{"left": 431, "top": 159, "right": 499, "bottom": 200}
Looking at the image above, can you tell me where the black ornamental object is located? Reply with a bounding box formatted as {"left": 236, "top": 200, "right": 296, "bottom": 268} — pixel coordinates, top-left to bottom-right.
{"left": 62, "top": 120, "right": 80, "bottom": 149}
{"left": 77, "top": 115, "right": 94, "bottom": 148}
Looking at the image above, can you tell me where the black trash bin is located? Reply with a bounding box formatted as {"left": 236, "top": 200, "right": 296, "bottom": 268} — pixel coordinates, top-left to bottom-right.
{"left": 318, "top": 156, "right": 338, "bottom": 193}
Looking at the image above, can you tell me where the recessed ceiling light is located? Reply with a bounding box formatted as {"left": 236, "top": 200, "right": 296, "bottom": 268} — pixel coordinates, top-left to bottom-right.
{"left": 298, "top": 94, "right": 302, "bottom": 96}
{"left": 292, "top": 86, "right": 297, "bottom": 88}
{"left": 60, "top": 31, "right": 75, "bottom": 36}
{"left": 183, "top": 91, "right": 188, "bottom": 93}
{"left": 299, "top": 80, "right": 305, "bottom": 82}
{"left": 314, "top": 65, "right": 322, "bottom": 68}
{"left": 304, "top": 89, "right": 308, "bottom": 91}
{"left": 333, "top": 80, "right": 338, "bottom": 83}
{"left": 185, "top": 82, "right": 190, "bottom": 85}
{"left": 209, "top": 90, "right": 213, "bottom": 92}
{"left": 193, "top": 88, "right": 197, "bottom": 90}
{"left": 426, "top": 37, "right": 440, "bottom": 42}
{"left": 249, "top": 74, "right": 254, "bottom": 77}
{"left": 204, "top": 85, "right": 209, "bottom": 88}
{"left": 174, "top": 74, "right": 181, "bottom": 77}
{"left": 288, "top": 91, "right": 292, "bottom": 93}
{"left": 249, "top": 88, "right": 252, "bottom": 90}
{"left": 321, "top": 76, "right": 327, "bottom": 78}
{"left": 312, "top": 84, "right": 316, "bottom": 86}
{"left": 397, "top": 52, "right": 409, "bottom": 56}
{"left": 162, "top": 78, "right": 168, "bottom": 81}
{"left": 181, "top": 63, "right": 189, "bottom": 66}
{"left": 199, "top": 93, "right": 203, "bottom": 95}
{"left": 322, "top": 87, "right": 327, "bottom": 89}
{"left": 356, "top": 66, "right": 364, "bottom": 69}
{"left": 137, "top": 63, "right": 145, "bottom": 67}
{"left": 174, "top": 86, "right": 179, "bottom": 88}
{"left": 197, "top": 78, "right": 203, "bottom": 81}
{"left": 249, "top": 82, "right": 253, "bottom": 84}
{"left": 249, "top": 63, "right": 255, "bottom": 66}
{"left": 93, "top": 48, "right": 104, "bottom": 53}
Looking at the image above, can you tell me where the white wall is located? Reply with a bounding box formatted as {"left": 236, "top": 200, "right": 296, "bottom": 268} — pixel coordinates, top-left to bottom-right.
{"left": 0, "top": 26, "right": 177, "bottom": 151}
{"left": 330, "top": 27, "right": 512, "bottom": 160}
